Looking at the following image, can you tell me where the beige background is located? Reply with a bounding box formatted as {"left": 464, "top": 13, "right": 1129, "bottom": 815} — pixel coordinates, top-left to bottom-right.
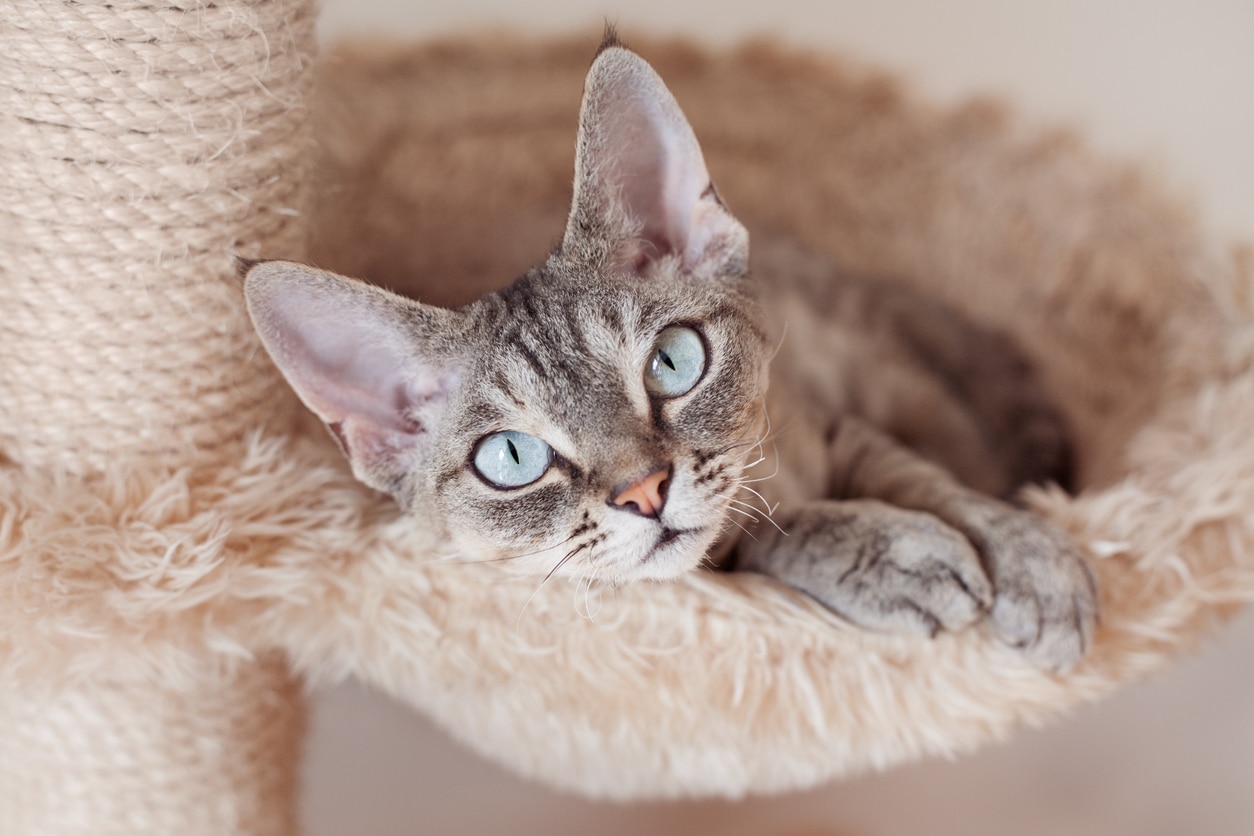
{"left": 306, "top": 2, "right": 1253, "bottom": 833}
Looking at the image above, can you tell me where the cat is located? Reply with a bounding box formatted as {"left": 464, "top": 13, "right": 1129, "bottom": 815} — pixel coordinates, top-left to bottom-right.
{"left": 243, "top": 33, "right": 1097, "bottom": 670}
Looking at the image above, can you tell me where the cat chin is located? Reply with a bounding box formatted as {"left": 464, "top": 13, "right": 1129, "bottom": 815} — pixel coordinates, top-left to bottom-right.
{"left": 444, "top": 518, "right": 723, "bottom": 585}
{"left": 615, "top": 550, "right": 706, "bottom": 583}
{"left": 604, "top": 528, "right": 723, "bottom": 584}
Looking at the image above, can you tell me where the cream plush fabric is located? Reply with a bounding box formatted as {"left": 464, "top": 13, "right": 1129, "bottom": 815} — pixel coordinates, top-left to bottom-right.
{"left": 2, "top": 14, "right": 1252, "bottom": 833}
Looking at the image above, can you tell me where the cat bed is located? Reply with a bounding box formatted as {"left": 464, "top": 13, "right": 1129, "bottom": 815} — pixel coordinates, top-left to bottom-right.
{"left": 2, "top": 1, "right": 1253, "bottom": 831}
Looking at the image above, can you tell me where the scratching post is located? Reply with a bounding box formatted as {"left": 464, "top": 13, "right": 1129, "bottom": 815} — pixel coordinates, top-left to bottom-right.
{"left": 0, "top": 0, "right": 311, "bottom": 470}
{"left": 0, "top": 1, "right": 315, "bottom": 833}
{"left": 0, "top": 658, "right": 304, "bottom": 836}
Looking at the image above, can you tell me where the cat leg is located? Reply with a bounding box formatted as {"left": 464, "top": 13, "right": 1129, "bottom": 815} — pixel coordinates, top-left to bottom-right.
{"left": 823, "top": 416, "right": 1098, "bottom": 670}
{"left": 738, "top": 499, "right": 993, "bottom": 637}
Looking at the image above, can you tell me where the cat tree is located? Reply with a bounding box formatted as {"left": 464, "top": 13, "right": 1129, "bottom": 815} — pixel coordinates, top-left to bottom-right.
{"left": 3, "top": 1, "right": 1253, "bottom": 833}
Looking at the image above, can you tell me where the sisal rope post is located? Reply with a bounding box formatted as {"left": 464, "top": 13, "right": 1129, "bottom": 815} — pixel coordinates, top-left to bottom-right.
{"left": 0, "top": 0, "right": 310, "bottom": 470}
{"left": 0, "top": 657, "right": 306, "bottom": 836}
{"left": 0, "top": 1, "right": 317, "bottom": 832}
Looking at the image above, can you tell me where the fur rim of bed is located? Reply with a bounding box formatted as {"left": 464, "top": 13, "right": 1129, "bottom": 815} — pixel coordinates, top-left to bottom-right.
{"left": 2, "top": 2, "right": 1253, "bottom": 830}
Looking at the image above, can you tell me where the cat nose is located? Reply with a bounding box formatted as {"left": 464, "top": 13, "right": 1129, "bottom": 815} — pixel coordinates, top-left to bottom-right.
{"left": 609, "top": 466, "right": 671, "bottom": 519}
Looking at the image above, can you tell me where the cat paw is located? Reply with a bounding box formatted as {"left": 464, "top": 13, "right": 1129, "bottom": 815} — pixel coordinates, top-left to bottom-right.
{"left": 966, "top": 507, "right": 1099, "bottom": 671}
{"left": 748, "top": 500, "right": 995, "bottom": 638}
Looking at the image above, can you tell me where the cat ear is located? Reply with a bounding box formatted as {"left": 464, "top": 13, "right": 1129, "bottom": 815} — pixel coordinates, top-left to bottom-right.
{"left": 563, "top": 40, "right": 749, "bottom": 280}
{"left": 243, "top": 261, "right": 461, "bottom": 497}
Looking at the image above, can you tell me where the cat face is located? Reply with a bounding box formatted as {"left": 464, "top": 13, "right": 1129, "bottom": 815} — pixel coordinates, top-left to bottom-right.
{"left": 424, "top": 260, "right": 769, "bottom": 583}
{"left": 244, "top": 38, "right": 770, "bottom": 583}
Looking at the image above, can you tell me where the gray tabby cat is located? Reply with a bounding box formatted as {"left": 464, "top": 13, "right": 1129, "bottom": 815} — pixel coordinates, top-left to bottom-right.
{"left": 244, "top": 36, "right": 1098, "bottom": 670}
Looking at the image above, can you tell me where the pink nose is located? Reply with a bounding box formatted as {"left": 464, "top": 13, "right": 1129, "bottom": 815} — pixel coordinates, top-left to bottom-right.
{"left": 610, "top": 468, "right": 670, "bottom": 518}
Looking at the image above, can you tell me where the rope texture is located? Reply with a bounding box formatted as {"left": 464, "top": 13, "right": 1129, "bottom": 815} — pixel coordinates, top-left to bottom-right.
{"left": 0, "top": 0, "right": 315, "bottom": 472}
{"left": 0, "top": 656, "right": 306, "bottom": 836}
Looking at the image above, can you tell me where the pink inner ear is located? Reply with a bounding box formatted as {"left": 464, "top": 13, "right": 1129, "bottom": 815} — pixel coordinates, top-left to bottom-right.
{"left": 248, "top": 266, "right": 459, "bottom": 491}
{"left": 244, "top": 261, "right": 461, "bottom": 496}
{"left": 576, "top": 49, "right": 745, "bottom": 280}
{"left": 603, "top": 83, "right": 710, "bottom": 266}
{"left": 297, "top": 327, "right": 418, "bottom": 433}
{"left": 267, "top": 283, "right": 423, "bottom": 435}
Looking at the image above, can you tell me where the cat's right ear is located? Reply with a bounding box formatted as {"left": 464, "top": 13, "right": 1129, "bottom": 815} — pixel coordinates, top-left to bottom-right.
{"left": 243, "top": 262, "right": 461, "bottom": 497}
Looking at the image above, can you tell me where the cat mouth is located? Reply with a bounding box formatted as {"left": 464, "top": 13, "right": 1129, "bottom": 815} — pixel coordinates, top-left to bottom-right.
{"left": 642, "top": 526, "right": 701, "bottom": 563}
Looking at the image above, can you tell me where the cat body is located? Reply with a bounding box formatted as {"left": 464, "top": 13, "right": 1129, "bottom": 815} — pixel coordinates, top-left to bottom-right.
{"left": 244, "top": 35, "right": 1097, "bottom": 669}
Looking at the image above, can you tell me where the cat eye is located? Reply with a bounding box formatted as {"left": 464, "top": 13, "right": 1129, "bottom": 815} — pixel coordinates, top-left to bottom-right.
{"left": 472, "top": 431, "right": 554, "bottom": 489}
{"left": 644, "top": 325, "right": 706, "bottom": 398}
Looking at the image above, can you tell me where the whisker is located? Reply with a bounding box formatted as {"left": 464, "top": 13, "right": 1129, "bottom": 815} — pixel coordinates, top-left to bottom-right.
{"left": 725, "top": 518, "right": 759, "bottom": 542}
{"left": 750, "top": 411, "right": 772, "bottom": 465}
{"left": 731, "top": 494, "right": 787, "bottom": 535}
{"left": 719, "top": 429, "right": 769, "bottom": 458}
{"left": 434, "top": 531, "right": 580, "bottom": 568}
{"left": 433, "top": 554, "right": 521, "bottom": 567}
{"left": 515, "top": 539, "right": 590, "bottom": 629}
{"left": 736, "top": 454, "right": 768, "bottom": 471}
{"left": 769, "top": 320, "right": 790, "bottom": 362}
{"left": 543, "top": 541, "right": 589, "bottom": 585}
{"left": 725, "top": 505, "right": 761, "bottom": 523}
{"left": 712, "top": 415, "right": 774, "bottom": 457}
{"left": 735, "top": 446, "right": 781, "bottom": 482}
{"left": 714, "top": 414, "right": 791, "bottom": 485}
{"left": 729, "top": 497, "right": 766, "bottom": 514}
{"left": 752, "top": 415, "right": 796, "bottom": 452}
{"left": 576, "top": 570, "right": 603, "bottom": 620}
{"left": 738, "top": 484, "right": 781, "bottom": 516}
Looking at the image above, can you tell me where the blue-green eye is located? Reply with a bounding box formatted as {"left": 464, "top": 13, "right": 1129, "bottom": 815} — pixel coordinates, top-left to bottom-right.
{"left": 644, "top": 325, "right": 706, "bottom": 397}
{"left": 472, "top": 431, "right": 553, "bottom": 488}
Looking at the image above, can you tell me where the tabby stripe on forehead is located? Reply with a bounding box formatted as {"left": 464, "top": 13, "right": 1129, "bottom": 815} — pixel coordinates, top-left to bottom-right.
{"left": 526, "top": 325, "right": 586, "bottom": 384}
{"left": 559, "top": 303, "right": 591, "bottom": 357}
{"left": 600, "top": 302, "right": 624, "bottom": 333}
{"left": 495, "top": 288, "right": 518, "bottom": 322}
{"left": 499, "top": 322, "right": 521, "bottom": 346}
{"left": 516, "top": 286, "right": 543, "bottom": 326}
{"left": 512, "top": 338, "right": 548, "bottom": 380}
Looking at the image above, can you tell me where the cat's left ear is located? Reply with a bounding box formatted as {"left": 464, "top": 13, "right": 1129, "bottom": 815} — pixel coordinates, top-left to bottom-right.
{"left": 563, "top": 40, "right": 748, "bottom": 281}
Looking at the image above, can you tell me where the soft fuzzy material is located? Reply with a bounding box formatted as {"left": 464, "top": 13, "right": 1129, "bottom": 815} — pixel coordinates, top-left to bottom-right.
{"left": 3, "top": 29, "right": 1253, "bottom": 816}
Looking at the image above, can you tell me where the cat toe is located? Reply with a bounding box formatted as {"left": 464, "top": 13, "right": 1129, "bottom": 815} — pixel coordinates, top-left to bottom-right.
{"left": 990, "top": 581, "right": 1097, "bottom": 671}
{"left": 861, "top": 515, "right": 994, "bottom": 636}
{"left": 978, "top": 511, "right": 1099, "bottom": 671}
{"left": 876, "top": 562, "right": 989, "bottom": 637}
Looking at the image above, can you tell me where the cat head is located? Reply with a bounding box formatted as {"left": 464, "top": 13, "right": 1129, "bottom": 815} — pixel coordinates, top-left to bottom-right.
{"left": 244, "top": 39, "right": 771, "bottom": 584}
